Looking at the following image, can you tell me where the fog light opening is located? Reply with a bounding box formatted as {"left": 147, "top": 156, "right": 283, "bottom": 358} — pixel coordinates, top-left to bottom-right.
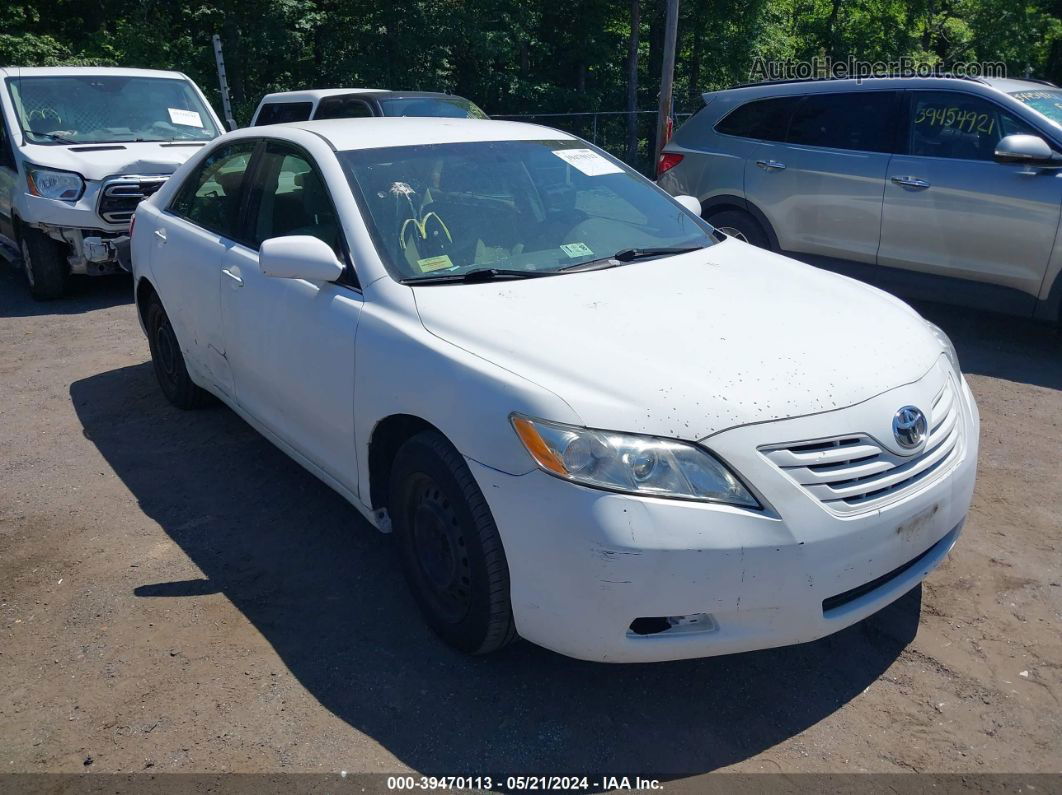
{"left": 628, "top": 613, "right": 718, "bottom": 637}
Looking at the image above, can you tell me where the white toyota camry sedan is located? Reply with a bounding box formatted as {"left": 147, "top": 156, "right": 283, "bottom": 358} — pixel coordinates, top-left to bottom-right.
{"left": 129, "top": 118, "right": 979, "bottom": 663}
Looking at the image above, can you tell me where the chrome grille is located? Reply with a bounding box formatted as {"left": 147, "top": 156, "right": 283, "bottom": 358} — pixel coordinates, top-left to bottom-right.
{"left": 760, "top": 378, "right": 964, "bottom": 514}
{"left": 97, "top": 175, "right": 169, "bottom": 225}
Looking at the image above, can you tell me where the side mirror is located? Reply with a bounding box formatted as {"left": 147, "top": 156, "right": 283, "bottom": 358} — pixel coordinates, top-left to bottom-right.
{"left": 674, "top": 194, "right": 702, "bottom": 216}
{"left": 994, "top": 134, "right": 1059, "bottom": 165}
{"left": 259, "top": 235, "right": 345, "bottom": 282}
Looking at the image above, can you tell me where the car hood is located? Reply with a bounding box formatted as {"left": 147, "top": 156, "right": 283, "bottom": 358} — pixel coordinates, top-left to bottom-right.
{"left": 21, "top": 141, "right": 210, "bottom": 181}
{"left": 412, "top": 240, "right": 941, "bottom": 440}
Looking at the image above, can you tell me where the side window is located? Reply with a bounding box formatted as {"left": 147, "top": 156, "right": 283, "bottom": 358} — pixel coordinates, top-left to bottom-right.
{"left": 314, "top": 96, "right": 375, "bottom": 120}
{"left": 253, "top": 102, "right": 313, "bottom": 126}
{"left": 250, "top": 143, "right": 341, "bottom": 254}
{"left": 714, "top": 97, "right": 800, "bottom": 142}
{"left": 169, "top": 141, "right": 256, "bottom": 238}
{"left": 907, "top": 91, "right": 1037, "bottom": 161}
{"left": 787, "top": 92, "right": 896, "bottom": 153}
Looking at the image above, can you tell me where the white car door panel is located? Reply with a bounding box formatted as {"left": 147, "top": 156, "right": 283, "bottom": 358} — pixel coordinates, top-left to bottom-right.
{"left": 151, "top": 140, "right": 257, "bottom": 396}
{"left": 219, "top": 141, "right": 361, "bottom": 492}
{"left": 221, "top": 246, "right": 362, "bottom": 489}
{"left": 151, "top": 218, "right": 234, "bottom": 395}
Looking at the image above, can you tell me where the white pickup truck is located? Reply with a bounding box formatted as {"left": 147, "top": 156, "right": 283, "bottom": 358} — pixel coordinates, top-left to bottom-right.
{"left": 0, "top": 66, "right": 224, "bottom": 299}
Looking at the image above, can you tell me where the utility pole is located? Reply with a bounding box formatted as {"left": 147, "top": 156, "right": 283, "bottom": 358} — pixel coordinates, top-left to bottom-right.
{"left": 654, "top": 0, "right": 680, "bottom": 169}
{"left": 212, "top": 34, "right": 238, "bottom": 131}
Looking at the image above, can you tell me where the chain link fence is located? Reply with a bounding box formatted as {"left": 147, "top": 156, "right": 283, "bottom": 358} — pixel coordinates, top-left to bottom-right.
{"left": 491, "top": 110, "right": 693, "bottom": 176}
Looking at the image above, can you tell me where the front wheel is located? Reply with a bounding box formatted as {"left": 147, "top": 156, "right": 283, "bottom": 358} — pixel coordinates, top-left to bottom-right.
{"left": 388, "top": 431, "right": 516, "bottom": 654}
{"left": 145, "top": 299, "right": 213, "bottom": 410}
{"left": 19, "top": 225, "right": 68, "bottom": 300}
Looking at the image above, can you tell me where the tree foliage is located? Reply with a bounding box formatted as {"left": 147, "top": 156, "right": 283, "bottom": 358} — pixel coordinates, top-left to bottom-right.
{"left": 3, "top": 0, "right": 1057, "bottom": 162}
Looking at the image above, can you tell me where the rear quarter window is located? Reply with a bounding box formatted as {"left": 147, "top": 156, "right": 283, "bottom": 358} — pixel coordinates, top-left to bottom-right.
{"left": 714, "top": 97, "right": 801, "bottom": 142}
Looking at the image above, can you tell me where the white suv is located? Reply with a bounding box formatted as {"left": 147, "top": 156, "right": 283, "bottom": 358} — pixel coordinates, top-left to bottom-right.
{"left": 130, "top": 118, "right": 979, "bottom": 662}
{"left": 0, "top": 67, "right": 223, "bottom": 299}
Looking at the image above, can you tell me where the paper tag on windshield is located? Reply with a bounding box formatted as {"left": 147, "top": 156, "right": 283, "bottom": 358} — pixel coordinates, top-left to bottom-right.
{"left": 560, "top": 242, "right": 593, "bottom": 257}
{"left": 417, "top": 255, "right": 454, "bottom": 273}
{"left": 168, "top": 108, "right": 203, "bottom": 128}
{"left": 552, "top": 148, "right": 623, "bottom": 176}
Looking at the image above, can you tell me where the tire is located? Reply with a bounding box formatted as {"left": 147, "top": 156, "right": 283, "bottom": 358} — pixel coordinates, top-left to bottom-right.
{"left": 706, "top": 209, "right": 770, "bottom": 249}
{"left": 388, "top": 430, "right": 516, "bottom": 655}
{"left": 19, "top": 225, "right": 68, "bottom": 300}
{"left": 145, "top": 298, "right": 213, "bottom": 410}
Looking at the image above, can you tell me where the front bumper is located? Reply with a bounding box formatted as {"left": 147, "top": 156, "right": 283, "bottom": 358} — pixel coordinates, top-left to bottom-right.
{"left": 470, "top": 361, "right": 979, "bottom": 663}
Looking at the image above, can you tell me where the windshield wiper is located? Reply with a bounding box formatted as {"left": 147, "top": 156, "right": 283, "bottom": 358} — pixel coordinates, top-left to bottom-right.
{"left": 27, "top": 131, "right": 79, "bottom": 144}
{"left": 403, "top": 267, "right": 558, "bottom": 285}
{"left": 558, "top": 245, "right": 705, "bottom": 272}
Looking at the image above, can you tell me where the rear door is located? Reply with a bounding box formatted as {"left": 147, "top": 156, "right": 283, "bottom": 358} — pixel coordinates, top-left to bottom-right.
{"left": 877, "top": 90, "right": 1061, "bottom": 298}
{"left": 152, "top": 140, "right": 258, "bottom": 397}
{"left": 745, "top": 91, "right": 898, "bottom": 263}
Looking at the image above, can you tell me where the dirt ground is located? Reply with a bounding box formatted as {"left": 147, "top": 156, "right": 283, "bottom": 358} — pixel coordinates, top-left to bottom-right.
{"left": 0, "top": 262, "right": 1060, "bottom": 781}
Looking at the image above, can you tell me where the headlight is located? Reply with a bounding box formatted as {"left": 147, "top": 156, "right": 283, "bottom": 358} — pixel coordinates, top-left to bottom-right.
{"left": 27, "top": 167, "right": 85, "bottom": 202}
{"left": 926, "top": 322, "right": 961, "bottom": 374}
{"left": 511, "top": 414, "right": 760, "bottom": 507}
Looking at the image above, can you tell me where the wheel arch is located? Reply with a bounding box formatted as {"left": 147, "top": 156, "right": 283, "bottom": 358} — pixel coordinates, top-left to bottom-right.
{"left": 367, "top": 413, "right": 447, "bottom": 511}
{"left": 135, "top": 276, "right": 160, "bottom": 334}
{"left": 701, "top": 194, "right": 780, "bottom": 251}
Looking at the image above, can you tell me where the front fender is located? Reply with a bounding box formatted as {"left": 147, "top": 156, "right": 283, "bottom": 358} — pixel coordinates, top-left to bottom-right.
{"left": 353, "top": 281, "right": 579, "bottom": 499}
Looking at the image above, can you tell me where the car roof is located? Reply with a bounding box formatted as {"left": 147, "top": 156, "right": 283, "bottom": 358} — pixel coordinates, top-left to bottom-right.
{"left": 0, "top": 65, "right": 191, "bottom": 80}
{"left": 709, "top": 75, "right": 1057, "bottom": 101}
{"left": 257, "top": 89, "right": 472, "bottom": 104}
{"left": 261, "top": 117, "right": 574, "bottom": 150}
{"left": 257, "top": 88, "right": 388, "bottom": 103}
{"left": 981, "top": 77, "right": 1058, "bottom": 93}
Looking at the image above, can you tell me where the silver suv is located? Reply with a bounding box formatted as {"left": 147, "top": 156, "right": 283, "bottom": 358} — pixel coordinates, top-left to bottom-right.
{"left": 658, "top": 76, "right": 1062, "bottom": 322}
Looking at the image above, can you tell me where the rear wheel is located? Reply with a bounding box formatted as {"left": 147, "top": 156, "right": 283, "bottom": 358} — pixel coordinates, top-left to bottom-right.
{"left": 706, "top": 209, "right": 770, "bottom": 249}
{"left": 19, "top": 225, "right": 68, "bottom": 300}
{"left": 145, "top": 299, "right": 213, "bottom": 409}
{"left": 388, "top": 430, "right": 516, "bottom": 654}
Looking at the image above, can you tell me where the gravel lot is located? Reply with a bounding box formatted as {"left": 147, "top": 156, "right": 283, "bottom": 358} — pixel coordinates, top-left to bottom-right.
{"left": 1, "top": 263, "right": 1060, "bottom": 780}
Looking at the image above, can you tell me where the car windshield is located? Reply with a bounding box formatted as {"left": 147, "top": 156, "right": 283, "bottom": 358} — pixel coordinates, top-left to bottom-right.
{"left": 340, "top": 139, "right": 714, "bottom": 283}
{"left": 7, "top": 75, "right": 220, "bottom": 145}
{"left": 1010, "top": 88, "right": 1062, "bottom": 126}
{"left": 378, "top": 96, "right": 489, "bottom": 119}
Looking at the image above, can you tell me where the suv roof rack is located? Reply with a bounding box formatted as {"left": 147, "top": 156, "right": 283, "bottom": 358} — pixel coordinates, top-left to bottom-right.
{"left": 726, "top": 73, "right": 987, "bottom": 90}
{"left": 1019, "top": 78, "right": 1058, "bottom": 87}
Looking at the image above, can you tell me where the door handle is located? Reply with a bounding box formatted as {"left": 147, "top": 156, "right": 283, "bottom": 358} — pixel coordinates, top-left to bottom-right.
{"left": 221, "top": 267, "right": 243, "bottom": 287}
{"left": 755, "top": 159, "right": 786, "bottom": 171}
{"left": 153, "top": 228, "right": 167, "bottom": 243}
{"left": 891, "top": 176, "right": 931, "bottom": 189}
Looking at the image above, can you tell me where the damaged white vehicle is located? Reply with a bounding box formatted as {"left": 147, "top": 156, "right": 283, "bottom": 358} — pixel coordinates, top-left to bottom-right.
{"left": 0, "top": 67, "right": 223, "bottom": 299}
{"left": 131, "top": 118, "right": 979, "bottom": 662}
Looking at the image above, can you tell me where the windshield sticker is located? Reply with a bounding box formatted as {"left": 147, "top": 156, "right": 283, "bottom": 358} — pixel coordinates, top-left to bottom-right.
{"left": 552, "top": 148, "right": 623, "bottom": 176}
{"left": 168, "top": 108, "right": 204, "bottom": 128}
{"left": 560, "top": 242, "right": 593, "bottom": 258}
{"left": 417, "top": 255, "right": 454, "bottom": 273}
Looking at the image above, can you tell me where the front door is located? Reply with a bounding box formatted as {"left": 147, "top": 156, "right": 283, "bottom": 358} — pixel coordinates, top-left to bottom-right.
{"left": 220, "top": 141, "right": 363, "bottom": 492}
{"left": 0, "top": 113, "right": 18, "bottom": 242}
{"left": 878, "top": 90, "right": 1062, "bottom": 299}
